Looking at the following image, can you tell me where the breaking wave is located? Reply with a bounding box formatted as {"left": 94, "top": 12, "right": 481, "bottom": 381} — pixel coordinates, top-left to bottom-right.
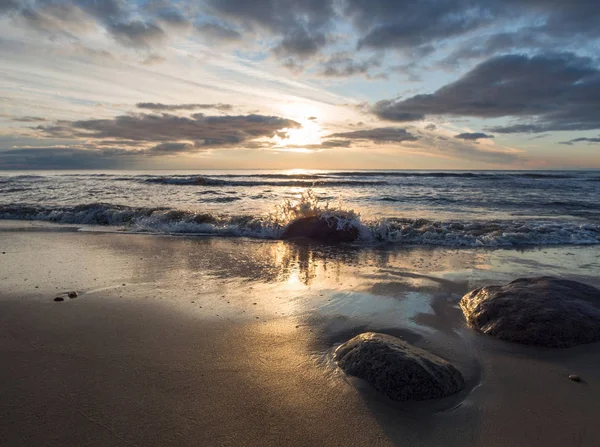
{"left": 1, "top": 190, "right": 599, "bottom": 247}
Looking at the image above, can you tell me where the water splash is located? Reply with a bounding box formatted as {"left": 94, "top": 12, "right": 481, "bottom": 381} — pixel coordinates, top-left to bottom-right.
{"left": 0, "top": 190, "right": 599, "bottom": 246}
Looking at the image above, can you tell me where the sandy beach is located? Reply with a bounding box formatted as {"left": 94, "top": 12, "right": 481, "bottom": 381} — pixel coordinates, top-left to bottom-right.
{"left": 1, "top": 221, "right": 600, "bottom": 446}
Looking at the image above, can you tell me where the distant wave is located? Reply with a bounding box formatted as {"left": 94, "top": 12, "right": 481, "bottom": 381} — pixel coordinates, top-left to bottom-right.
{"left": 141, "top": 176, "right": 388, "bottom": 187}
{"left": 0, "top": 186, "right": 31, "bottom": 193}
{"left": 1, "top": 172, "right": 595, "bottom": 185}
{"left": 206, "top": 173, "right": 326, "bottom": 180}
{"left": 1, "top": 203, "right": 598, "bottom": 247}
{"left": 543, "top": 200, "right": 598, "bottom": 209}
{"left": 202, "top": 196, "right": 241, "bottom": 203}
{"left": 331, "top": 171, "right": 488, "bottom": 178}
{"left": 513, "top": 173, "right": 579, "bottom": 179}
{"left": 329, "top": 171, "right": 581, "bottom": 179}
{"left": 0, "top": 175, "right": 46, "bottom": 182}
{"left": 378, "top": 196, "right": 461, "bottom": 204}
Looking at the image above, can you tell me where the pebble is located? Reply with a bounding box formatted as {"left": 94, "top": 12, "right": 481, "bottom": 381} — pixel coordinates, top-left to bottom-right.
{"left": 568, "top": 374, "right": 582, "bottom": 382}
{"left": 53, "top": 297, "right": 64, "bottom": 302}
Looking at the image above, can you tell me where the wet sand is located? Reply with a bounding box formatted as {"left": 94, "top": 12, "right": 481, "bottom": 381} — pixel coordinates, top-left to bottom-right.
{"left": 1, "top": 221, "right": 600, "bottom": 446}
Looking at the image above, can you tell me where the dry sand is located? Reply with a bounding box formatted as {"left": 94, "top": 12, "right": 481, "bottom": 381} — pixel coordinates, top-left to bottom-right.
{"left": 1, "top": 221, "right": 600, "bottom": 446}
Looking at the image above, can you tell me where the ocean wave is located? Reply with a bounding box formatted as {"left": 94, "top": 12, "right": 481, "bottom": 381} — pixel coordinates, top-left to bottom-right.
{"left": 142, "top": 176, "right": 388, "bottom": 187}
{"left": 544, "top": 200, "right": 598, "bottom": 209}
{"left": 202, "top": 196, "right": 241, "bottom": 203}
{"left": 378, "top": 196, "right": 462, "bottom": 204}
{"left": 0, "top": 202, "right": 598, "bottom": 247}
{"left": 512, "top": 173, "right": 580, "bottom": 179}
{"left": 330, "top": 171, "right": 582, "bottom": 179}
{"left": 207, "top": 173, "right": 327, "bottom": 180}
{"left": 0, "top": 175, "right": 47, "bottom": 182}
{"left": 0, "top": 187, "right": 31, "bottom": 193}
{"left": 331, "top": 171, "right": 489, "bottom": 178}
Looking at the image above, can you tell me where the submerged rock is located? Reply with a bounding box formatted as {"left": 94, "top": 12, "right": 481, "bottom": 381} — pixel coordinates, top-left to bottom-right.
{"left": 281, "top": 216, "right": 359, "bottom": 242}
{"left": 333, "top": 332, "right": 464, "bottom": 401}
{"left": 460, "top": 277, "right": 600, "bottom": 348}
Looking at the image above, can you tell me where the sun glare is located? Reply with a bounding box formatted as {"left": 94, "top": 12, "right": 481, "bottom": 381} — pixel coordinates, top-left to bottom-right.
{"left": 276, "top": 102, "right": 325, "bottom": 148}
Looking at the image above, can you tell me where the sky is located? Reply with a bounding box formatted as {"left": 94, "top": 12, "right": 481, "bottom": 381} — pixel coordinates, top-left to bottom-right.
{"left": 0, "top": 0, "right": 599, "bottom": 170}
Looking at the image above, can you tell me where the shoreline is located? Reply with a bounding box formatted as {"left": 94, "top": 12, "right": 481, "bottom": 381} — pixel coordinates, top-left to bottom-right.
{"left": 1, "top": 227, "right": 600, "bottom": 446}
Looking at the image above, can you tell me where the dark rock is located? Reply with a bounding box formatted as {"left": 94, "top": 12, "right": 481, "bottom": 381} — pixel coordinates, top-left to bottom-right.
{"left": 192, "top": 213, "right": 217, "bottom": 224}
{"left": 53, "top": 297, "right": 64, "bottom": 302}
{"left": 333, "top": 332, "right": 464, "bottom": 402}
{"left": 67, "top": 291, "right": 78, "bottom": 299}
{"left": 460, "top": 277, "right": 600, "bottom": 348}
{"left": 281, "top": 216, "right": 359, "bottom": 243}
{"left": 568, "top": 374, "right": 582, "bottom": 382}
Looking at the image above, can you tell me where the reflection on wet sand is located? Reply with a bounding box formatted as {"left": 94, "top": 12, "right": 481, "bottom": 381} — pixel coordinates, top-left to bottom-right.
{"left": 2, "top": 226, "right": 600, "bottom": 446}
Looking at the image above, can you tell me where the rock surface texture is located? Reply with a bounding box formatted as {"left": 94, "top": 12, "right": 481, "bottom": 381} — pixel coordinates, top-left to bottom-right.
{"left": 334, "top": 332, "right": 464, "bottom": 401}
{"left": 460, "top": 277, "right": 600, "bottom": 348}
{"left": 281, "top": 216, "right": 359, "bottom": 242}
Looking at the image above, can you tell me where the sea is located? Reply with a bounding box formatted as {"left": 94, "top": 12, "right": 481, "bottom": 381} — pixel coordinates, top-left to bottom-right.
{"left": 1, "top": 170, "right": 599, "bottom": 247}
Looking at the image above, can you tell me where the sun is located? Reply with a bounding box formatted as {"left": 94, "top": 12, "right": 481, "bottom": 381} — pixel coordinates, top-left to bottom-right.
{"left": 276, "top": 102, "right": 326, "bottom": 147}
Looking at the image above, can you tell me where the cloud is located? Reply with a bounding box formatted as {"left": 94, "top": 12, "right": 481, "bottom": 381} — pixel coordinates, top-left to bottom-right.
{"left": 279, "top": 139, "right": 353, "bottom": 150}
{"left": 374, "top": 53, "right": 600, "bottom": 133}
{"left": 36, "top": 112, "right": 301, "bottom": 149}
{"left": 318, "top": 52, "right": 382, "bottom": 78}
{"left": 148, "top": 3, "right": 191, "bottom": 30}
{"left": 440, "top": 30, "right": 550, "bottom": 67}
{"left": 196, "top": 23, "right": 242, "bottom": 42}
{"left": 273, "top": 29, "right": 327, "bottom": 59}
{"left": 322, "top": 127, "right": 522, "bottom": 164}
{"left": 414, "top": 133, "right": 524, "bottom": 165}
{"left": 0, "top": 0, "right": 19, "bottom": 13}
{"left": 526, "top": 134, "right": 550, "bottom": 141}
{"left": 136, "top": 103, "right": 233, "bottom": 111}
{"left": 346, "top": 0, "right": 494, "bottom": 54}
{"left": 107, "top": 20, "right": 166, "bottom": 49}
{"left": 148, "top": 142, "right": 196, "bottom": 153}
{"left": 205, "top": 0, "right": 335, "bottom": 58}
{"left": 11, "top": 116, "right": 47, "bottom": 122}
{"left": 454, "top": 132, "right": 494, "bottom": 141}
{"left": 15, "top": 2, "right": 95, "bottom": 38}
{"left": 559, "top": 137, "right": 600, "bottom": 145}
{"left": 4, "top": 0, "right": 600, "bottom": 67}
{"left": 328, "top": 127, "right": 419, "bottom": 143}
{"left": 0, "top": 147, "right": 136, "bottom": 169}
{"left": 345, "top": 0, "right": 600, "bottom": 57}
{"left": 141, "top": 53, "right": 166, "bottom": 65}
{"left": 2, "top": 0, "right": 168, "bottom": 49}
